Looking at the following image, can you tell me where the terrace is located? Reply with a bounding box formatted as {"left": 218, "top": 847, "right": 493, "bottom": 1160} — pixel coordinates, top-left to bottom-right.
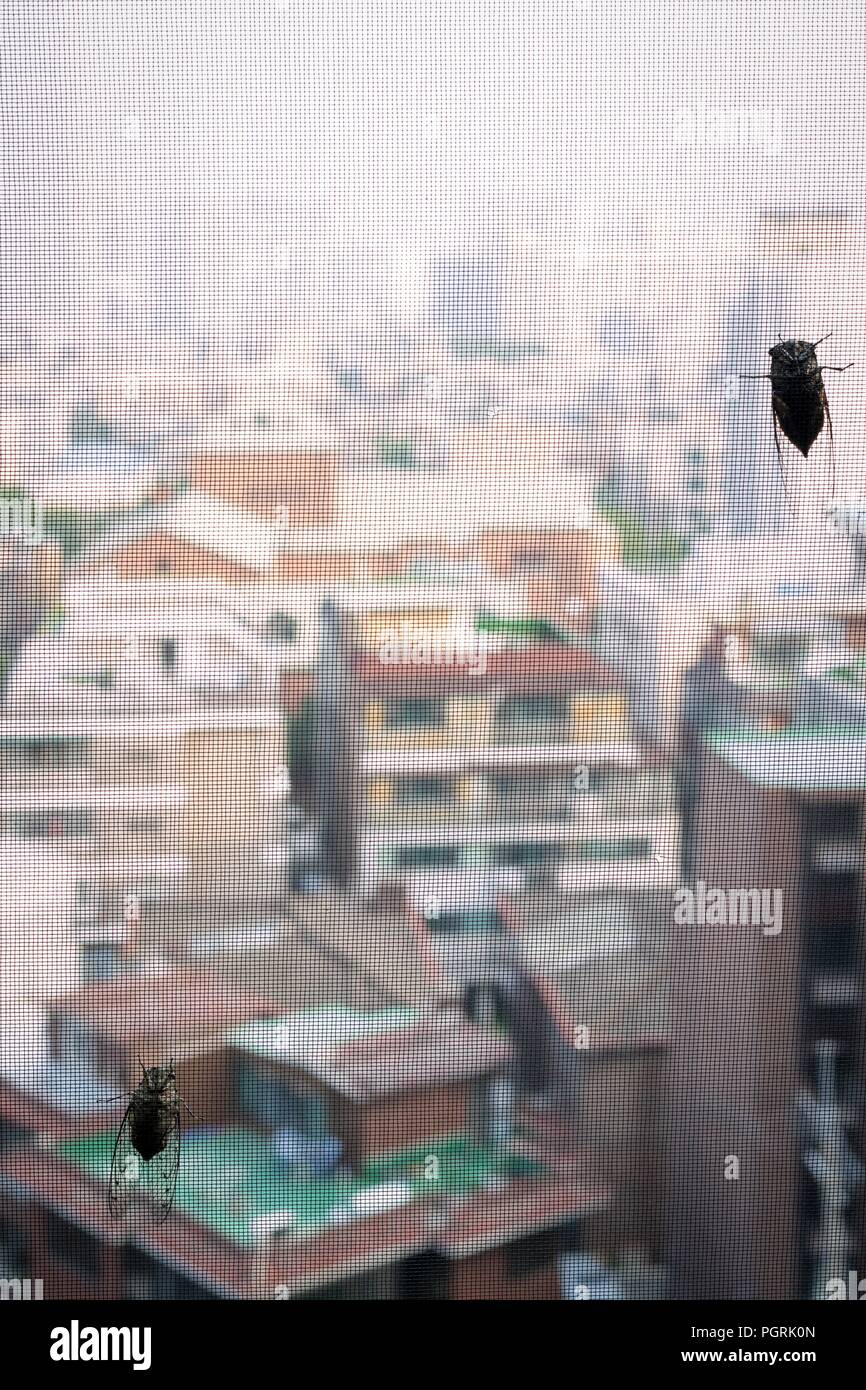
{"left": 55, "top": 1128, "right": 544, "bottom": 1250}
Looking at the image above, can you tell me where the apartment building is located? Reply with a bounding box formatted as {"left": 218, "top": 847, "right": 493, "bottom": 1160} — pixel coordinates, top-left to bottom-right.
{"left": 5, "top": 577, "right": 314, "bottom": 710}
{"left": 665, "top": 724, "right": 866, "bottom": 1299}
{"left": 0, "top": 558, "right": 333, "bottom": 959}
{"left": 0, "top": 708, "right": 291, "bottom": 977}
{"left": 313, "top": 605, "right": 677, "bottom": 901}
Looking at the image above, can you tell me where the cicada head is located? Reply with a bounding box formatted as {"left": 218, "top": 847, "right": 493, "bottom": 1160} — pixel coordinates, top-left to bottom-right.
{"left": 144, "top": 1064, "right": 176, "bottom": 1094}
{"left": 769, "top": 339, "right": 818, "bottom": 377}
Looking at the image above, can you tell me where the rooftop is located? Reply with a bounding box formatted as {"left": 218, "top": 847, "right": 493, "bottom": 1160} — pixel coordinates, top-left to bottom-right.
{"left": 707, "top": 726, "right": 866, "bottom": 790}
{"left": 55, "top": 1128, "right": 544, "bottom": 1248}
{"left": 53, "top": 971, "right": 278, "bottom": 1055}
{"left": 76, "top": 491, "right": 285, "bottom": 573}
{"left": 0, "top": 1126, "right": 606, "bottom": 1301}
{"left": 230, "top": 1007, "right": 509, "bottom": 1099}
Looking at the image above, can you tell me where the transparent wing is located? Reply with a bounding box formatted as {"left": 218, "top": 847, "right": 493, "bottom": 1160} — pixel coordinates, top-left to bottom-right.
{"left": 108, "top": 1102, "right": 140, "bottom": 1221}
{"left": 770, "top": 403, "right": 798, "bottom": 514}
{"left": 771, "top": 404, "right": 835, "bottom": 519}
{"left": 108, "top": 1095, "right": 181, "bottom": 1225}
{"left": 819, "top": 380, "right": 836, "bottom": 505}
{"left": 147, "top": 1104, "right": 181, "bottom": 1225}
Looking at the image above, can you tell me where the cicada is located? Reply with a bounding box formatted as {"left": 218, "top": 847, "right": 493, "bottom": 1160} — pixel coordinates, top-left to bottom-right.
{"left": 109, "top": 1060, "right": 190, "bottom": 1225}
{"left": 740, "top": 334, "right": 854, "bottom": 512}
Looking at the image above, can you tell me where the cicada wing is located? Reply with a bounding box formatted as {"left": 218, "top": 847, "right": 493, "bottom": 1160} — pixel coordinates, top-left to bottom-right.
{"left": 108, "top": 1091, "right": 181, "bottom": 1225}
{"left": 108, "top": 1102, "right": 141, "bottom": 1221}
{"left": 771, "top": 401, "right": 835, "bottom": 517}
{"left": 819, "top": 380, "right": 836, "bottom": 503}
{"left": 148, "top": 1103, "right": 181, "bottom": 1225}
{"left": 793, "top": 393, "right": 836, "bottom": 515}
{"left": 771, "top": 401, "right": 799, "bottom": 516}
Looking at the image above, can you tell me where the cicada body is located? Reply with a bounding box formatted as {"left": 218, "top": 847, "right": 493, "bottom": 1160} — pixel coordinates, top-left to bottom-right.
{"left": 768, "top": 338, "right": 833, "bottom": 459}
{"left": 109, "top": 1062, "right": 183, "bottom": 1225}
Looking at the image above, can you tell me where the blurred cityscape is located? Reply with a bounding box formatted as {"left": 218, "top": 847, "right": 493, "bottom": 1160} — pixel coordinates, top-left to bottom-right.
{"left": 1, "top": 0, "right": 866, "bottom": 1302}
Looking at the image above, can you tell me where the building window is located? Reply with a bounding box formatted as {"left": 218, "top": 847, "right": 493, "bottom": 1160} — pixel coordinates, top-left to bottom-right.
{"left": 80, "top": 943, "right": 122, "bottom": 984}
{"left": 395, "top": 775, "right": 451, "bottom": 805}
{"left": 385, "top": 698, "right": 445, "bottom": 730}
{"left": 496, "top": 694, "right": 569, "bottom": 728}
{"left": 264, "top": 611, "right": 298, "bottom": 643}
{"left": 497, "top": 840, "right": 561, "bottom": 869}
{"left": 576, "top": 837, "right": 652, "bottom": 862}
{"left": 802, "top": 801, "right": 862, "bottom": 1009}
{"left": 493, "top": 773, "right": 570, "bottom": 818}
{"left": 390, "top": 844, "right": 460, "bottom": 869}
{"left": 126, "top": 814, "right": 166, "bottom": 841}
{"left": 427, "top": 908, "right": 503, "bottom": 935}
{"left": 0, "top": 737, "right": 87, "bottom": 771}
{"left": 54, "top": 1019, "right": 105, "bottom": 1087}
{"left": 586, "top": 767, "right": 612, "bottom": 796}
{"left": 11, "top": 809, "right": 92, "bottom": 838}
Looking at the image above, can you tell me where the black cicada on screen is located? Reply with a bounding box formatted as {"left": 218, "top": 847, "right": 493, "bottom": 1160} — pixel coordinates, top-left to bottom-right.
{"left": 740, "top": 334, "right": 854, "bottom": 512}
{"left": 109, "top": 1060, "right": 190, "bottom": 1225}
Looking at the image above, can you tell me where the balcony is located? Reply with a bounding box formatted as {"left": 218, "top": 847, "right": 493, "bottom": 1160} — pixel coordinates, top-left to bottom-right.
{"left": 489, "top": 719, "right": 577, "bottom": 748}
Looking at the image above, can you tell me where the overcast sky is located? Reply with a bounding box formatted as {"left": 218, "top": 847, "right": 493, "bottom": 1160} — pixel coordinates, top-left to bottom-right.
{"left": 2, "top": 1, "right": 864, "bottom": 520}
{"left": 4, "top": 1, "right": 864, "bottom": 234}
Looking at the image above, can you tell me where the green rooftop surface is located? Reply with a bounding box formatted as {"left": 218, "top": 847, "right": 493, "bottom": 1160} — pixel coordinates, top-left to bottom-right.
{"left": 706, "top": 726, "right": 866, "bottom": 790}
{"left": 474, "top": 614, "right": 575, "bottom": 644}
{"left": 57, "top": 1129, "right": 542, "bottom": 1247}
{"left": 828, "top": 655, "right": 866, "bottom": 688}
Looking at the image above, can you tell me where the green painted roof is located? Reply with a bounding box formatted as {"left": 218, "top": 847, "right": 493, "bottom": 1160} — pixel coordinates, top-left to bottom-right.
{"left": 707, "top": 726, "right": 866, "bottom": 790}
{"left": 828, "top": 656, "right": 866, "bottom": 688}
{"left": 57, "top": 1129, "right": 541, "bottom": 1247}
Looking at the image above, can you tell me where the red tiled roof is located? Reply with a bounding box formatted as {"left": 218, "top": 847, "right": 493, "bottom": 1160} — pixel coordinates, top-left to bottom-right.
{"left": 0, "top": 1148, "right": 248, "bottom": 1295}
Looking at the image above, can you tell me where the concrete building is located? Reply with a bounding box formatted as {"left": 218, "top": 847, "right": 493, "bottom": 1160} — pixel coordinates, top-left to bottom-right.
{"left": 664, "top": 724, "right": 866, "bottom": 1298}
{"left": 310, "top": 608, "right": 677, "bottom": 901}
{"left": 0, "top": 709, "right": 290, "bottom": 977}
